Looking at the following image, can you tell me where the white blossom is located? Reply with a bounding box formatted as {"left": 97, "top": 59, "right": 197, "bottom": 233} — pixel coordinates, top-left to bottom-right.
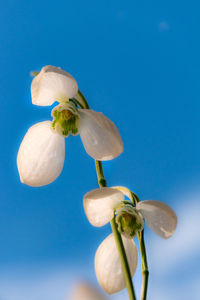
{"left": 83, "top": 187, "right": 177, "bottom": 239}
{"left": 17, "top": 65, "right": 123, "bottom": 186}
{"left": 83, "top": 187, "right": 177, "bottom": 294}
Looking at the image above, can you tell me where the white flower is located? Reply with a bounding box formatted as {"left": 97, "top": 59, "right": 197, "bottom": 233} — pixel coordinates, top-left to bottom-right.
{"left": 69, "top": 282, "right": 108, "bottom": 300}
{"left": 17, "top": 121, "right": 65, "bottom": 187}
{"left": 32, "top": 65, "right": 123, "bottom": 160}
{"left": 84, "top": 187, "right": 177, "bottom": 239}
{"left": 51, "top": 103, "right": 123, "bottom": 160}
{"left": 17, "top": 66, "right": 123, "bottom": 186}
{"left": 83, "top": 187, "right": 177, "bottom": 294}
{"left": 95, "top": 233, "right": 138, "bottom": 294}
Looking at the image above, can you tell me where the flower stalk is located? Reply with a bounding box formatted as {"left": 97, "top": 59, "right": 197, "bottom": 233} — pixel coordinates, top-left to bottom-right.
{"left": 78, "top": 90, "right": 137, "bottom": 300}
{"left": 130, "top": 189, "right": 149, "bottom": 300}
{"left": 137, "top": 230, "right": 149, "bottom": 300}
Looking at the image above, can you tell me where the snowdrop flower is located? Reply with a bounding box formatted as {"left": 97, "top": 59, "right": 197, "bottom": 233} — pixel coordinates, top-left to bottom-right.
{"left": 84, "top": 187, "right": 177, "bottom": 238}
{"left": 51, "top": 101, "right": 123, "bottom": 160}
{"left": 69, "top": 282, "right": 108, "bottom": 300}
{"left": 17, "top": 66, "right": 123, "bottom": 187}
{"left": 83, "top": 187, "right": 177, "bottom": 294}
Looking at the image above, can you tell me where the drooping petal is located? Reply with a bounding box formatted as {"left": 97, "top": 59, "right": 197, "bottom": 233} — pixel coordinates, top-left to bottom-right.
{"left": 17, "top": 121, "right": 65, "bottom": 187}
{"left": 78, "top": 109, "right": 123, "bottom": 160}
{"left": 136, "top": 200, "right": 177, "bottom": 238}
{"left": 95, "top": 233, "right": 138, "bottom": 294}
{"left": 31, "top": 65, "right": 78, "bottom": 106}
{"left": 69, "top": 282, "right": 107, "bottom": 300}
{"left": 84, "top": 188, "right": 124, "bottom": 227}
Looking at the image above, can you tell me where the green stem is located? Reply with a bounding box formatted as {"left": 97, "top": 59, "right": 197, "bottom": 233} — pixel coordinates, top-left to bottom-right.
{"left": 77, "top": 90, "right": 90, "bottom": 109}
{"left": 110, "top": 216, "right": 137, "bottom": 300}
{"left": 129, "top": 189, "right": 149, "bottom": 300}
{"left": 137, "top": 231, "right": 149, "bottom": 300}
{"left": 95, "top": 160, "right": 107, "bottom": 187}
{"left": 78, "top": 90, "right": 137, "bottom": 300}
{"left": 95, "top": 160, "right": 136, "bottom": 300}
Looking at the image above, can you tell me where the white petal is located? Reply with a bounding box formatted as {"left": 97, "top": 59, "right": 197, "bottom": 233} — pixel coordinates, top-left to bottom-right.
{"left": 78, "top": 109, "right": 123, "bottom": 160}
{"left": 136, "top": 200, "right": 177, "bottom": 238}
{"left": 70, "top": 282, "right": 107, "bottom": 300}
{"left": 84, "top": 188, "right": 124, "bottom": 227}
{"left": 95, "top": 233, "right": 138, "bottom": 294}
{"left": 17, "top": 121, "right": 65, "bottom": 187}
{"left": 31, "top": 65, "right": 78, "bottom": 106}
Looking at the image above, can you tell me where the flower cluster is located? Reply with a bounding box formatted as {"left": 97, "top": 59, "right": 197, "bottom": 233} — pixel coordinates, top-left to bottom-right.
{"left": 83, "top": 187, "right": 177, "bottom": 294}
{"left": 17, "top": 65, "right": 123, "bottom": 187}
{"left": 17, "top": 65, "right": 178, "bottom": 300}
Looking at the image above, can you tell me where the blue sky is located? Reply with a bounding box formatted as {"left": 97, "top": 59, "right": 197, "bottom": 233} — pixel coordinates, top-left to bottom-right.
{"left": 0, "top": 0, "right": 199, "bottom": 299}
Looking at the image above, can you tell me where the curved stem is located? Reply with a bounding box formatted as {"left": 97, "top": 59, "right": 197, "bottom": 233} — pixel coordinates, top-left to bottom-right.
{"left": 77, "top": 90, "right": 90, "bottom": 109}
{"left": 78, "top": 90, "right": 137, "bottom": 300}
